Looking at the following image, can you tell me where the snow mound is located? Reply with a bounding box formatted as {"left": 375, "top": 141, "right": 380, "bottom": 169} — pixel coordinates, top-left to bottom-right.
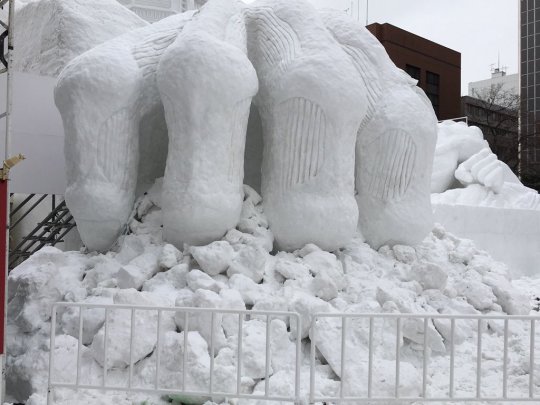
{"left": 6, "top": 180, "right": 536, "bottom": 404}
{"left": 13, "top": 0, "right": 147, "bottom": 77}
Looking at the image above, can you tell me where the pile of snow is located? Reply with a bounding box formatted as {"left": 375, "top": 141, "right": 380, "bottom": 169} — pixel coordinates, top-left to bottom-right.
{"left": 431, "top": 121, "right": 540, "bottom": 210}
{"left": 13, "top": 0, "right": 147, "bottom": 77}
{"left": 6, "top": 180, "right": 536, "bottom": 405}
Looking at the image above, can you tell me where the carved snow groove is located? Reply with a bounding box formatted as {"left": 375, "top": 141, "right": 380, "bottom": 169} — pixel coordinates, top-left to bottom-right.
{"left": 276, "top": 97, "right": 326, "bottom": 191}
{"left": 132, "top": 28, "right": 179, "bottom": 78}
{"left": 228, "top": 98, "right": 252, "bottom": 182}
{"left": 247, "top": 8, "right": 301, "bottom": 72}
{"left": 343, "top": 45, "right": 383, "bottom": 127}
{"left": 366, "top": 130, "right": 416, "bottom": 201}
{"left": 96, "top": 108, "right": 137, "bottom": 188}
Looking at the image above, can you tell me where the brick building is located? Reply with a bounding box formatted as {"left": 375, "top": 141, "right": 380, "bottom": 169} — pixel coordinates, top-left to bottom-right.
{"left": 367, "top": 22, "right": 461, "bottom": 121}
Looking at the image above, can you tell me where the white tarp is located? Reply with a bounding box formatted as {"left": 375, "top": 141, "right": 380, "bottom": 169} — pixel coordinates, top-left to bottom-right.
{"left": 0, "top": 72, "right": 66, "bottom": 194}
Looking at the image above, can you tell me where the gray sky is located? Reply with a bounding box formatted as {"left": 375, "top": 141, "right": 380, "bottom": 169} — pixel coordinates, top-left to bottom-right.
{"left": 245, "top": 0, "right": 519, "bottom": 95}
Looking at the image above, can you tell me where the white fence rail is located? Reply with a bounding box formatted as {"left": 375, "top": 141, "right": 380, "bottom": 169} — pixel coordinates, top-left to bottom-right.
{"left": 47, "top": 303, "right": 302, "bottom": 404}
{"left": 310, "top": 313, "right": 540, "bottom": 403}
{"left": 47, "top": 303, "right": 540, "bottom": 404}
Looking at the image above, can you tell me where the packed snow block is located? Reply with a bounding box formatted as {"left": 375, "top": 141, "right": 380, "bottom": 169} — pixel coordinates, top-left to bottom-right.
{"left": 311, "top": 316, "right": 421, "bottom": 398}
{"left": 190, "top": 241, "right": 235, "bottom": 276}
{"left": 135, "top": 330, "right": 236, "bottom": 400}
{"left": 411, "top": 262, "right": 448, "bottom": 290}
{"left": 227, "top": 244, "right": 269, "bottom": 283}
{"left": 142, "top": 263, "right": 189, "bottom": 304}
{"left": 186, "top": 269, "right": 226, "bottom": 293}
{"left": 245, "top": 0, "right": 366, "bottom": 252}
{"left": 158, "top": 1, "right": 258, "bottom": 248}
{"left": 376, "top": 285, "right": 445, "bottom": 352}
{"left": 14, "top": 0, "right": 147, "bottom": 77}
{"left": 61, "top": 295, "right": 114, "bottom": 345}
{"left": 219, "top": 288, "right": 246, "bottom": 337}
{"left": 174, "top": 289, "right": 228, "bottom": 351}
{"left": 288, "top": 291, "right": 333, "bottom": 339}
{"left": 322, "top": 10, "right": 436, "bottom": 249}
{"left": 7, "top": 247, "right": 86, "bottom": 332}
{"left": 117, "top": 249, "right": 161, "bottom": 290}
{"left": 6, "top": 334, "right": 101, "bottom": 403}
{"left": 159, "top": 243, "right": 183, "bottom": 269}
{"left": 90, "top": 289, "right": 173, "bottom": 369}
{"left": 248, "top": 367, "right": 340, "bottom": 405}
{"left": 483, "top": 273, "right": 530, "bottom": 315}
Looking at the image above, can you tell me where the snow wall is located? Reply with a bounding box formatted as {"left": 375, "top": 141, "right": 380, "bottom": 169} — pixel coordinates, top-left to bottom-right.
{"left": 433, "top": 202, "right": 540, "bottom": 278}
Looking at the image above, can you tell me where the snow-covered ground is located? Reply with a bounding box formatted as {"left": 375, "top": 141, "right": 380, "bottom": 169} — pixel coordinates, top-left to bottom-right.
{"left": 6, "top": 181, "right": 539, "bottom": 405}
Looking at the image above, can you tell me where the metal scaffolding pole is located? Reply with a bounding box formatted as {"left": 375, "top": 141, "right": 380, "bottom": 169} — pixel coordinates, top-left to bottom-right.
{"left": 0, "top": 1, "right": 16, "bottom": 402}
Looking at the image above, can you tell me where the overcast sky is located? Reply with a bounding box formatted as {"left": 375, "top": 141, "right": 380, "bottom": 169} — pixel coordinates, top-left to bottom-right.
{"left": 244, "top": 0, "right": 519, "bottom": 95}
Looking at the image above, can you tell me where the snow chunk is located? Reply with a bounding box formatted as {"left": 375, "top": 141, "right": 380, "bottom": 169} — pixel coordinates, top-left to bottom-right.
{"left": 227, "top": 245, "right": 269, "bottom": 283}
{"left": 191, "top": 241, "right": 234, "bottom": 276}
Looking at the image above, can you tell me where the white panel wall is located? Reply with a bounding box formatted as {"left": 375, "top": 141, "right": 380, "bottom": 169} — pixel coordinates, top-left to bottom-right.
{"left": 433, "top": 203, "right": 540, "bottom": 278}
{"left": 0, "top": 72, "right": 66, "bottom": 194}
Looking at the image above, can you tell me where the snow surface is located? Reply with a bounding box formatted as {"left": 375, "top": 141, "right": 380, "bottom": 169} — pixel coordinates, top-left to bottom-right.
{"left": 6, "top": 180, "right": 537, "bottom": 405}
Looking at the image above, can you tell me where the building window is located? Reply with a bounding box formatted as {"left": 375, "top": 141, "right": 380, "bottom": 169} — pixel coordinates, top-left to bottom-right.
{"left": 405, "top": 64, "right": 421, "bottom": 82}
{"left": 426, "top": 71, "right": 440, "bottom": 116}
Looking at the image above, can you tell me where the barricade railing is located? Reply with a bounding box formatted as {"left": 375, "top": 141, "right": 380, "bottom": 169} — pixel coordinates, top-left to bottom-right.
{"left": 310, "top": 312, "right": 540, "bottom": 403}
{"left": 47, "top": 303, "right": 302, "bottom": 405}
{"left": 47, "top": 303, "right": 540, "bottom": 404}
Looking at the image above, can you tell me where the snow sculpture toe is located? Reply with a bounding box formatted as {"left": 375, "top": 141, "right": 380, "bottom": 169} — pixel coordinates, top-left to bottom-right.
{"left": 157, "top": 0, "right": 258, "bottom": 247}
{"left": 55, "top": 45, "right": 143, "bottom": 251}
{"left": 322, "top": 11, "right": 437, "bottom": 248}
{"left": 246, "top": 0, "right": 367, "bottom": 251}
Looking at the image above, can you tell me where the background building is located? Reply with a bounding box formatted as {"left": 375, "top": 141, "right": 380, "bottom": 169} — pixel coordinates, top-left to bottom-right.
{"left": 462, "top": 68, "right": 520, "bottom": 174}
{"left": 118, "top": 0, "right": 206, "bottom": 22}
{"left": 469, "top": 67, "right": 518, "bottom": 96}
{"left": 520, "top": 0, "right": 540, "bottom": 191}
{"left": 367, "top": 22, "right": 461, "bottom": 120}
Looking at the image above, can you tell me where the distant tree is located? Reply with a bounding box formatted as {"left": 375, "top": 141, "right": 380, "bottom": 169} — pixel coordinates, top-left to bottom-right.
{"left": 469, "top": 82, "right": 520, "bottom": 174}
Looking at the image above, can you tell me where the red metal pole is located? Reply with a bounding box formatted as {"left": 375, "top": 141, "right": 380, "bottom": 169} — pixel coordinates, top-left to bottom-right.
{"left": 0, "top": 179, "right": 7, "bottom": 355}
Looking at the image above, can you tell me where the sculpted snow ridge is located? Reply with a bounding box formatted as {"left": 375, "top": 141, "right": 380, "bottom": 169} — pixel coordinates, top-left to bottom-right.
{"left": 55, "top": 0, "right": 436, "bottom": 253}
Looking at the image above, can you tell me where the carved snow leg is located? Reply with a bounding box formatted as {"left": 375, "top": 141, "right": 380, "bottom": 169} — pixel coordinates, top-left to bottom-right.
{"left": 157, "top": 0, "right": 258, "bottom": 248}
{"left": 322, "top": 10, "right": 437, "bottom": 248}
{"left": 55, "top": 45, "right": 143, "bottom": 252}
{"left": 246, "top": 0, "right": 367, "bottom": 251}
{"left": 356, "top": 86, "right": 437, "bottom": 248}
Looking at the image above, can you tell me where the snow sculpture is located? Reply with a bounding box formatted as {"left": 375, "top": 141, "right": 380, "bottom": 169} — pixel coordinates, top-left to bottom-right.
{"left": 56, "top": 0, "right": 437, "bottom": 253}
{"left": 55, "top": 1, "right": 256, "bottom": 250}
{"left": 431, "top": 121, "right": 540, "bottom": 210}
{"left": 157, "top": 1, "right": 258, "bottom": 247}
{"left": 245, "top": 1, "right": 367, "bottom": 251}
{"left": 322, "top": 11, "right": 437, "bottom": 248}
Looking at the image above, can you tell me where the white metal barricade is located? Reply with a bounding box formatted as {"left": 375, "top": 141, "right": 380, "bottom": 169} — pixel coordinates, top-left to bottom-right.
{"left": 310, "top": 313, "right": 540, "bottom": 404}
{"left": 47, "top": 303, "right": 302, "bottom": 405}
